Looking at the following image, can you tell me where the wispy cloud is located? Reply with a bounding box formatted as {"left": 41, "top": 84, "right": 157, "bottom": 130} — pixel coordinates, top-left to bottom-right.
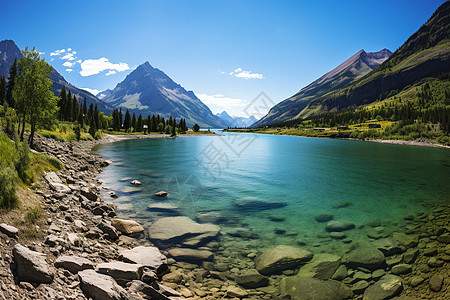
{"left": 106, "top": 70, "right": 117, "bottom": 76}
{"left": 80, "top": 57, "right": 129, "bottom": 77}
{"left": 50, "top": 49, "right": 65, "bottom": 56}
{"left": 223, "top": 67, "right": 264, "bottom": 79}
{"left": 81, "top": 87, "right": 102, "bottom": 96}
{"left": 66, "top": 69, "right": 73, "bottom": 73}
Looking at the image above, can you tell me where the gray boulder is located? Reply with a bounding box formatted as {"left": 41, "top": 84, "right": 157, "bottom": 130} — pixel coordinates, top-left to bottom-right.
{"left": 78, "top": 269, "right": 128, "bottom": 300}
{"left": 280, "top": 277, "right": 352, "bottom": 300}
{"left": 255, "top": 245, "right": 313, "bottom": 275}
{"left": 98, "top": 220, "right": 119, "bottom": 240}
{"left": 392, "top": 232, "right": 419, "bottom": 248}
{"left": 119, "top": 246, "right": 167, "bottom": 273}
{"left": 0, "top": 223, "right": 18, "bottom": 238}
{"left": 55, "top": 255, "right": 94, "bottom": 274}
{"left": 111, "top": 219, "right": 144, "bottom": 235}
{"left": 363, "top": 274, "right": 402, "bottom": 300}
{"left": 345, "top": 247, "right": 385, "bottom": 270}
{"left": 296, "top": 253, "right": 341, "bottom": 280}
{"left": 13, "top": 244, "right": 53, "bottom": 284}
{"left": 96, "top": 261, "right": 143, "bottom": 285}
{"left": 372, "top": 238, "right": 404, "bottom": 256}
{"left": 44, "top": 172, "right": 71, "bottom": 193}
{"left": 325, "top": 221, "right": 355, "bottom": 232}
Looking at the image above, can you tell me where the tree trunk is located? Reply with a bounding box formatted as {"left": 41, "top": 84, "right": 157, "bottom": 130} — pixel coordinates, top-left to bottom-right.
{"left": 28, "top": 122, "right": 35, "bottom": 148}
{"left": 20, "top": 114, "right": 26, "bottom": 141}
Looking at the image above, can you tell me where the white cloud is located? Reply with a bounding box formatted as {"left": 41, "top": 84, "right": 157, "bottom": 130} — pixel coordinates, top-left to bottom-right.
{"left": 81, "top": 87, "right": 102, "bottom": 96}
{"left": 80, "top": 57, "right": 130, "bottom": 77}
{"left": 223, "top": 67, "right": 264, "bottom": 79}
{"left": 67, "top": 48, "right": 72, "bottom": 52}
{"left": 76, "top": 59, "right": 82, "bottom": 63}
{"left": 61, "top": 53, "right": 76, "bottom": 61}
{"left": 50, "top": 49, "right": 65, "bottom": 56}
{"left": 62, "top": 61, "right": 75, "bottom": 67}
{"left": 66, "top": 69, "right": 73, "bottom": 72}
{"left": 39, "top": 52, "right": 45, "bottom": 55}
{"left": 106, "top": 70, "right": 117, "bottom": 76}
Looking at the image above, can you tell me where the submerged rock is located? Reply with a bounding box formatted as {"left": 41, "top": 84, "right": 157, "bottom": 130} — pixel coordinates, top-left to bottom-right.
{"left": 154, "top": 191, "right": 168, "bottom": 198}
{"left": 235, "top": 269, "right": 269, "bottom": 288}
{"left": 345, "top": 247, "right": 385, "bottom": 270}
{"left": 255, "top": 245, "right": 313, "bottom": 275}
{"left": 148, "top": 216, "right": 220, "bottom": 247}
{"left": 325, "top": 221, "right": 355, "bottom": 232}
{"left": 232, "top": 197, "right": 288, "bottom": 211}
{"left": 147, "top": 203, "right": 180, "bottom": 214}
{"left": 130, "top": 180, "right": 141, "bottom": 185}
{"left": 314, "top": 214, "right": 334, "bottom": 223}
{"left": 168, "top": 248, "right": 214, "bottom": 262}
{"left": 13, "top": 244, "right": 53, "bottom": 284}
{"left": 363, "top": 274, "right": 402, "bottom": 300}
{"left": 296, "top": 253, "right": 341, "bottom": 280}
{"left": 280, "top": 277, "right": 352, "bottom": 300}
{"left": 372, "top": 238, "right": 404, "bottom": 256}
{"left": 392, "top": 232, "right": 419, "bottom": 248}
{"left": 428, "top": 275, "right": 443, "bottom": 292}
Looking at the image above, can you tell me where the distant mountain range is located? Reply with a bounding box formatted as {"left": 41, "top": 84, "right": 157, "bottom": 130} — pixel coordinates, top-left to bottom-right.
{"left": 253, "top": 48, "right": 392, "bottom": 127}
{"left": 216, "top": 111, "right": 258, "bottom": 127}
{"left": 0, "top": 40, "right": 111, "bottom": 113}
{"left": 101, "top": 62, "right": 226, "bottom": 128}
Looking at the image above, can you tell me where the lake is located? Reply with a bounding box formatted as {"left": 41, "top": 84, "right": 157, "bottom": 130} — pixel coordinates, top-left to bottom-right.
{"left": 93, "top": 132, "right": 450, "bottom": 255}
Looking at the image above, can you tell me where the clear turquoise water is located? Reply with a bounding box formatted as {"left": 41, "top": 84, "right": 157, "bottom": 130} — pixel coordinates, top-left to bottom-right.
{"left": 93, "top": 132, "right": 450, "bottom": 254}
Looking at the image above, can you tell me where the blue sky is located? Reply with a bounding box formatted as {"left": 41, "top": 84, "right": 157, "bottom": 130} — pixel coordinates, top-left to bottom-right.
{"left": 1, "top": 0, "right": 445, "bottom": 117}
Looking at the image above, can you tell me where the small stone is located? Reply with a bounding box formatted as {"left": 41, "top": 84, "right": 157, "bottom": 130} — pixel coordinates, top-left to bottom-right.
{"left": 428, "top": 275, "right": 443, "bottom": 292}
{"left": 332, "top": 265, "right": 348, "bottom": 281}
{"left": 363, "top": 274, "right": 403, "bottom": 300}
{"left": 325, "top": 221, "right": 355, "bottom": 232}
{"left": 235, "top": 269, "right": 269, "bottom": 288}
{"left": 162, "top": 271, "right": 183, "bottom": 284}
{"left": 330, "top": 232, "right": 346, "bottom": 239}
{"left": 353, "top": 280, "right": 369, "bottom": 294}
{"left": 423, "top": 248, "right": 437, "bottom": 256}
{"left": 427, "top": 257, "right": 444, "bottom": 268}
{"left": 0, "top": 223, "right": 19, "bottom": 238}
{"left": 130, "top": 180, "right": 141, "bottom": 185}
{"left": 226, "top": 285, "right": 248, "bottom": 298}
{"left": 332, "top": 201, "right": 352, "bottom": 209}
{"left": 154, "top": 191, "right": 168, "bottom": 198}
{"left": 409, "top": 276, "right": 425, "bottom": 287}
{"left": 391, "top": 264, "right": 412, "bottom": 275}
{"left": 402, "top": 248, "right": 419, "bottom": 264}
{"left": 372, "top": 269, "right": 385, "bottom": 280}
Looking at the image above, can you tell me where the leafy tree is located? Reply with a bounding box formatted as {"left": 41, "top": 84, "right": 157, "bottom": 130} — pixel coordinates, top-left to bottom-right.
{"left": 0, "top": 165, "right": 18, "bottom": 209}
{"left": 13, "top": 47, "right": 58, "bottom": 146}
{"left": 170, "top": 123, "right": 176, "bottom": 137}
{"left": 0, "top": 75, "right": 6, "bottom": 105}
{"left": 164, "top": 124, "right": 172, "bottom": 134}
{"left": 193, "top": 123, "right": 200, "bottom": 132}
{"left": 6, "top": 58, "right": 18, "bottom": 108}
{"left": 124, "top": 109, "right": 131, "bottom": 132}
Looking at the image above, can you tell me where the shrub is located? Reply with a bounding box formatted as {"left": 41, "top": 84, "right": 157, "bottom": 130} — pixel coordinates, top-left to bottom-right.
{"left": 25, "top": 205, "right": 42, "bottom": 224}
{"left": 14, "top": 137, "right": 32, "bottom": 184}
{"left": 0, "top": 165, "right": 18, "bottom": 209}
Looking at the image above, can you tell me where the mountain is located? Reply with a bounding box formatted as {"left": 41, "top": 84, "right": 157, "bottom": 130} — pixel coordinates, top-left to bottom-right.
{"left": 0, "top": 39, "right": 111, "bottom": 114}
{"left": 289, "top": 1, "right": 450, "bottom": 121}
{"left": 253, "top": 48, "right": 392, "bottom": 127}
{"left": 102, "top": 62, "right": 226, "bottom": 128}
{"left": 97, "top": 89, "right": 112, "bottom": 100}
{"left": 216, "top": 111, "right": 258, "bottom": 127}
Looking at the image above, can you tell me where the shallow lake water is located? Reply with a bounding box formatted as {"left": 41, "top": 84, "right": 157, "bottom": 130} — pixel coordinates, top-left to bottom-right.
{"left": 93, "top": 132, "right": 450, "bottom": 255}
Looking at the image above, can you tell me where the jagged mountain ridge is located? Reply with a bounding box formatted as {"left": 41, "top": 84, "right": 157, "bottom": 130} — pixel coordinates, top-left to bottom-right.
{"left": 216, "top": 111, "right": 258, "bottom": 127}
{"left": 102, "top": 62, "right": 226, "bottom": 128}
{"left": 253, "top": 48, "right": 392, "bottom": 127}
{"left": 0, "top": 39, "right": 112, "bottom": 113}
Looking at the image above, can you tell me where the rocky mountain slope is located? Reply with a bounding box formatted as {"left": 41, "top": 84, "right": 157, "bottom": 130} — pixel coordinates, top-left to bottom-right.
{"left": 293, "top": 1, "right": 450, "bottom": 120}
{"left": 102, "top": 62, "right": 226, "bottom": 128}
{"left": 253, "top": 48, "right": 392, "bottom": 127}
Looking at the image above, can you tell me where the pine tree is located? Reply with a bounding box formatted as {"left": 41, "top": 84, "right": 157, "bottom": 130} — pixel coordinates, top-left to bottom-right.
{"left": 72, "top": 95, "right": 79, "bottom": 122}
{"left": 66, "top": 90, "right": 73, "bottom": 121}
{"left": 0, "top": 75, "right": 6, "bottom": 105}
{"left": 119, "top": 108, "right": 123, "bottom": 129}
{"left": 193, "top": 123, "right": 200, "bottom": 132}
{"left": 137, "top": 114, "right": 143, "bottom": 132}
{"left": 94, "top": 104, "right": 99, "bottom": 130}
{"left": 151, "top": 115, "right": 156, "bottom": 132}
{"left": 58, "top": 87, "right": 67, "bottom": 121}
{"left": 131, "top": 113, "right": 137, "bottom": 132}
{"left": 6, "top": 58, "right": 18, "bottom": 108}
{"left": 124, "top": 109, "right": 131, "bottom": 132}
{"left": 89, "top": 114, "right": 96, "bottom": 138}
{"left": 82, "top": 97, "right": 87, "bottom": 123}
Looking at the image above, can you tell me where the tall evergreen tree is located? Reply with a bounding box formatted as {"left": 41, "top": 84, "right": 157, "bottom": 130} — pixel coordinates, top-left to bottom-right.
{"left": 94, "top": 104, "right": 99, "bottom": 129}
{"left": 137, "top": 114, "right": 143, "bottom": 132}
{"left": 58, "top": 87, "right": 67, "bottom": 121}
{"left": 82, "top": 97, "right": 87, "bottom": 122}
{"left": 66, "top": 90, "right": 73, "bottom": 121}
{"left": 131, "top": 113, "right": 137, "bottom": 132}
{"left": 72, "top": 95, "right": 79, "bottom": 122}
{"left": 124, "top": 109, "right": 131, "bottom": 132}
{"left": 151, "top": 115, "right": 157, "bottom": 132}
{"left": 119, "top": 108, "right": 123, "bottom": 129}
{"left": 0, "top": 75, "right": 6, "bottom": 105}
{"left": 6, "top": 58, "right": 18, "bottom": 108}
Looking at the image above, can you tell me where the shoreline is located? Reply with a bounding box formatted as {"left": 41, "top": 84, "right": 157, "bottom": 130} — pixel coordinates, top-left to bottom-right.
{"left": 0, "top": 133, "right": 448, "bottom": 299}
{"left": 225, "top": 130, "right": 450, "bottom": 150}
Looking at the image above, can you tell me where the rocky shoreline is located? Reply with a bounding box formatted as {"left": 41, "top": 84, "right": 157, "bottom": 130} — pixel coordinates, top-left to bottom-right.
{"left": 0, "top": 134, "right": 448, "bottom": 300}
